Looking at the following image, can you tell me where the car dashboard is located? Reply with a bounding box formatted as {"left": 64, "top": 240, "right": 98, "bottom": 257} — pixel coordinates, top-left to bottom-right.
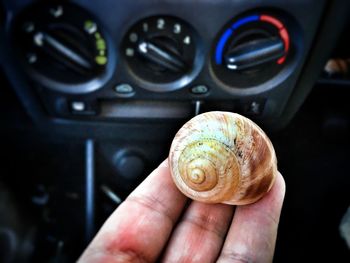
{"left": 0, "top": 0, "right": 349, "bottom": 262}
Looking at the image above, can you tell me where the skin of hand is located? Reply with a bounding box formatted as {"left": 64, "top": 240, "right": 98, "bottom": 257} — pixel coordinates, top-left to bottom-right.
{"left": 79, "top": 159, "right": 286, "bottom": 263}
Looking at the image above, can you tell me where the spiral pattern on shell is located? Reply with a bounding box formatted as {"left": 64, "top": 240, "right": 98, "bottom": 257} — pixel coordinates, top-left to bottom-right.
{"left": 169, "top": 111, "right": 277, "bottom": 205}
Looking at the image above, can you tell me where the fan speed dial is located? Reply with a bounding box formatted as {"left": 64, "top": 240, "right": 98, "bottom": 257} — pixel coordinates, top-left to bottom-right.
{"left": 122, "top": 16, "right": 201, "bottom": 92}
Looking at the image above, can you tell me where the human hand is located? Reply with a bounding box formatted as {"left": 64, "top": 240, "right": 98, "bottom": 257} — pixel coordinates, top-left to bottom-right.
{"left": 79, "top": 159, "right": 285, "bottom": 263}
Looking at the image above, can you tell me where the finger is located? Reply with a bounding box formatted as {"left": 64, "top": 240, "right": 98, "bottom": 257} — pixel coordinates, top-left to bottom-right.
{"left": 162, "top": 202, "right": 234, "bottom": 263}
{"left": 79, "top": 160, "right": 188, "bottom": 263}
{"left": 217, "top": 172, "right": 286, "bottom": 263}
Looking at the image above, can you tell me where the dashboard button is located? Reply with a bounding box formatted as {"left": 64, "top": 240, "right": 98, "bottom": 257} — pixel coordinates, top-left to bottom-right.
{"left": 191, "top": 85, "right": 209, "bottom": 95}
{"left": 114, "top": 84, "right": 135, "bottom": 97}
{"left": 71, "top": 101, "right": 86, "bottom": 112}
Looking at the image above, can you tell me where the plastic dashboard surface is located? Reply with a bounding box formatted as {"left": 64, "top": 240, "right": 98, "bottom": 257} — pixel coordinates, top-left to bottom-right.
{"left": 0, "top": 0, "right": 337, "bottom": 138}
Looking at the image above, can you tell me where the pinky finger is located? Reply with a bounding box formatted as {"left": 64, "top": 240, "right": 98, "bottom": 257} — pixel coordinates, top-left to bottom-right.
{"left": 217, "top": 172, "right": 286, "bottom": 263}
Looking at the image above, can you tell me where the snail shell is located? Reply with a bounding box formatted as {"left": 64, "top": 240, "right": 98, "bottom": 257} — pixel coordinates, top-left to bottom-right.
{"left": 169, "top": 111, "right": 277, "bottom": 205}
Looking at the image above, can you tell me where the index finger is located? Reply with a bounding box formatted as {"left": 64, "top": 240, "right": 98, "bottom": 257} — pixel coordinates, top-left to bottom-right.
{"left": 78, "top": 160, "right": 188, "bottom": 263}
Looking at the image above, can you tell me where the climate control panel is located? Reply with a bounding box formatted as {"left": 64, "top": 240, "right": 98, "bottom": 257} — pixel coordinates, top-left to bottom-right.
{"left": 4, "top": 0, "right": 321, "bottom": 125}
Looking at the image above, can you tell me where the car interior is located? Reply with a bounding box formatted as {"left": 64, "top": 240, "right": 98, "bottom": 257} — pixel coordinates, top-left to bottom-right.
{"left": 0, "top": 0, "right": 349, "bottom": 262}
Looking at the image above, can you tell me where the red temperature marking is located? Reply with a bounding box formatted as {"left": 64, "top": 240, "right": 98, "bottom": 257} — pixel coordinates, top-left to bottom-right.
{"left": 260, "top": 15, "right": 284, "bottom": 29}
{"left": 279, "top": 28, "right": 290, "bottom": 52}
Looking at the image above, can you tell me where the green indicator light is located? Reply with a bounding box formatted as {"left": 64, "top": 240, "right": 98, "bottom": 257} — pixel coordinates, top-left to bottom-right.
{"left": 94, "top": 32, "right": 101, "bottom": 39}
{"left": 85, "top": 20, "right": 94, "bottom": 28}
{"left": 84, "top": 20, "right": 97, "bottom": 34}
{"left": 96, "top": 39, "right": 106, "bottom": 50}
{"left": 95, "top": 56, "right": 107, "bottom": 65}
{"left": 99, "top": 50, "right": 105, "bottom": 56}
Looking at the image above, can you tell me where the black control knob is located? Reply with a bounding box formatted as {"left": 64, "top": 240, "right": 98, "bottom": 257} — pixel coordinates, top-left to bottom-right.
{"left": 32, "top": 28, "right": 97, "bottom": 76}
{"left": 212, "top": 14, "right": 290, "bottom": 88}
{"left": 122, "top": 16, "right": 200, "bottom": 92}
{"left": 137, "top": 37, "right": 187, "bottom": 73}
{"left": 116, "top": 153, "right": 145, "bottom": 181}
{"left": 225, "top": 36, "right": 285, "bottom": 71}
{"left": 13, "top": 3, "right": 109, "bottom": 92}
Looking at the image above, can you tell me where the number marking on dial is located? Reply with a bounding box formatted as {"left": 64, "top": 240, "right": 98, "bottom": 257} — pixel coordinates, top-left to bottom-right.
{"left": 174, "top": 23, "right": 181, "bottom": 34}
{"left": 129, "top": 32, "right": 138, "bottom": 43}
{"left": 126, "top": 48, "right": 135, "bottom": 57}
{"left": 143, "top": 23, "right": 149, "bottom": 32}
{"left": 157, "top": 18, "right": 165, "bottom": 29}
{"left": 183, "top": 36, "right": 191, "bottom": 45}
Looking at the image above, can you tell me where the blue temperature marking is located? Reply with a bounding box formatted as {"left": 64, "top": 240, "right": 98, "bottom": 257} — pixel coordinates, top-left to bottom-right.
{"left": 215, "top": 28, "right": 232, "bottom": 64}
{"left": 232, "top": 15, "right": 259, "bottom": 30}
{"left": 215, "top": 15, "right": 259, "bottom": 65}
